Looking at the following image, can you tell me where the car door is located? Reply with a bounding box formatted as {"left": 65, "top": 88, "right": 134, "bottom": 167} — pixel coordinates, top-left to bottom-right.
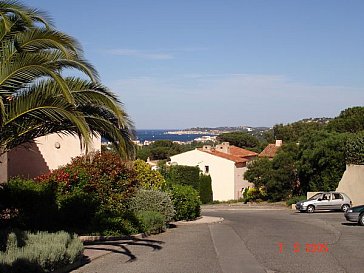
{"left": 315, "top": 193, "right": 327, "bottom": 210}
{"left": 325, "top": 193, "right": 335, "bottom": 210}
{"left": 317, "top": 193, "right": 330, "bottom": 210}
{"left": 331, "top": 193, "right": 344, "bottom": 210}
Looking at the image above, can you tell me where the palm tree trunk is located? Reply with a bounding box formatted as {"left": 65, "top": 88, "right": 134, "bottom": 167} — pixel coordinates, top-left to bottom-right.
{"left": 0, "top": 147, "right": 8, "bottom": 183}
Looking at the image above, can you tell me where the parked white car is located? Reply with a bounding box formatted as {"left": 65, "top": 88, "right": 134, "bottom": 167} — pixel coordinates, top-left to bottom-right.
{"left": 295, "top": 192, "right": 352, "bottom": 213}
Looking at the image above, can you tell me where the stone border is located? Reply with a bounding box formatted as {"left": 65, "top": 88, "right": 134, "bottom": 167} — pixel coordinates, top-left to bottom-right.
{"left": 79, "top": 233, "right": 146, "bottom": 243}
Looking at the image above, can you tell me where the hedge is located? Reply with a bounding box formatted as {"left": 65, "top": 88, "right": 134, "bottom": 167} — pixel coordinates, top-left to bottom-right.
{"left": 199, "top": 175, "right": 213, "bottom": 204}
{"left": 346, "top": 132, "right": 364, "bottom": 165}
{"left": 169, "top": 165, "right": 200, "bottom": 190}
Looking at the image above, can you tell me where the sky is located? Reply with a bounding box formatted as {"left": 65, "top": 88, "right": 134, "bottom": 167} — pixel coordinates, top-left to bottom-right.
{"left": 23, "top": 0, "right": 364, "bottom": 129}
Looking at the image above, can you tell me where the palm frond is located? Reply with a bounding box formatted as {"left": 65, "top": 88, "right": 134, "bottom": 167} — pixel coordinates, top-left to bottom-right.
{"left": 0, "top": 1, "right": 51, "bottom": 28}
{"left": 0, "top": 54, "right": 74, "bottom": 103}
{"left": 16, "top": 28, "right": 81, "bottom": 57}
{"left": 1, "top": 87, "right": 91, "bottom": 151}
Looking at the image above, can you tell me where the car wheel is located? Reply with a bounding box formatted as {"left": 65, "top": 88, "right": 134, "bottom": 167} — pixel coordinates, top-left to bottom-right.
{"left": 341, "top": 204, "right": 350, "bottom": 212}
{"left": 307, "top": 205, "right": 315, "bottom": 213}
{"left": 359, "top": 214, "right": 364, "bottom": 226}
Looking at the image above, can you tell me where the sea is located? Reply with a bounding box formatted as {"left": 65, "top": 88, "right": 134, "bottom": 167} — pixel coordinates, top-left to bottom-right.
{"left": 135, "top": 129, "right": 213, "bottom": 143}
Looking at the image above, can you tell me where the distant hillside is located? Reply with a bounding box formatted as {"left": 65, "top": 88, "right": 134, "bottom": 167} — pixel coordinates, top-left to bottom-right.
{"left": 298, "top": 117, "right": 332, "bottom": 124}
{"left": 183, "top": 117, "right": 333, "bottom": 140}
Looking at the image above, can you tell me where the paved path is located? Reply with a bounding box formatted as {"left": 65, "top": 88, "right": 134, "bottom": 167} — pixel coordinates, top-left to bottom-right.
{"left": 74, "top": 224, "right": 224, "bottom": 273}
{"left": 205, "top": 208, "right": 364, "bottom": 273}
{"left": 73, "top": 206, "right": 364, "bottom": 273}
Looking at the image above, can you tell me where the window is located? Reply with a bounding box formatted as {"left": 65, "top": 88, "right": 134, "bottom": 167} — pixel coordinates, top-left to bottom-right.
{"left": 205, "top": 166, "right": 209, "bottom": 174}
{"left": 333, "top": 193, "right": 343, "bottom": 200}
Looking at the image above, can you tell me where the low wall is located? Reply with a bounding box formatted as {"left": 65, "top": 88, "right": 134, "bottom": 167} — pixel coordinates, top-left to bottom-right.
{"left": 307, "top": 192, "right": 319, "bottom": 200}
{"left": 336, "top": 164, "right": 364, "bottom": 206}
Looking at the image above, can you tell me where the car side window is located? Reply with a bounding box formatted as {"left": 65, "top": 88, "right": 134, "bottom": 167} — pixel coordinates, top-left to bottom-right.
{"left": 333, "top": 193, "right": 343, "bottom": 200}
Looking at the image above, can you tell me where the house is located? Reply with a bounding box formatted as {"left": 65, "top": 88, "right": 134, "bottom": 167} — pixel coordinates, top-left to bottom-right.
{"left": 169, "top": 142, "right": 258, "bottom": 201}
{"left": 258, "top": 140, "right": 282, "bottom": 159}
{"left": 146, "top": 157, "right": 159, "bottom": 171}
{"left": 0, "top": 133, "right": 101, "bottom": 182}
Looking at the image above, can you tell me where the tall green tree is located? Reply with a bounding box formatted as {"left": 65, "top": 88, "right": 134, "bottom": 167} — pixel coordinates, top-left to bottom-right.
{"left": 297, "top": 131, "right": 348, "bottom": 192}
{"left": 217, "top": 131, "right": 260, "bottom": 150}
{"left": 327, "top": 107, "right": 364, "bottom": 133}
{"left": 273, "top": 121, "right": 325, "bottom": 143}
{"left": 346, "top": 131, "right": 364, "bottom": 165}
{"left": 0, "top": 1, "right": 134, "bottom": 158}
{"left": 244, "top": 143, "right": 299, "bottom": 201}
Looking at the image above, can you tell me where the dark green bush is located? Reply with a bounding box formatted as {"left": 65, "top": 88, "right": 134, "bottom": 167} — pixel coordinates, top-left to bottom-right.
{"left": 169, "top": 165, "right": 200, "bottom": 190}
{"left": 286, "top": 195, "right": 307, "bottom": 206}
{"left": 170, "top": 184, "right": 201, "bottom": 221}
{"left": 0, "top": 231, "right": 83, "bottom": 273}
{"left": 93, "top": 211, "right": 141, "bottom": 236}
{"left": 136, "top": 211, "right": 166, "bottom": 234}
{"left": 0, "top": 178, "right": 58, "bottom": 231}
{"left": 57, "top": 190, "right": 99, "bottom": 232}
{"left": 199, "top": 175, "right": 213, "bottom": 204}
{"left": 129, "top": 189, "right": 175, "bottom": 222}
{"left": 346, "top": 131, "right": 364, "bottom": 165}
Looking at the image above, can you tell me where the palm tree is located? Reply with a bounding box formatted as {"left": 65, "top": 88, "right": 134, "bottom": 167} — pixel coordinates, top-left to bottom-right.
{"left": 0, "top": 1, "right": 134, "bottom": 158}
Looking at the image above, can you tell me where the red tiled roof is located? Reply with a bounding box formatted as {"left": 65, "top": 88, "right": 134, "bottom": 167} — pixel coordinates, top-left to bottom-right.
{"left": 259, "top": 144, "right": 280, "bottom": 158}
{"left": 197, "top": 145, "right": 257, "bottom": 163}
{"left": 229, "top": 146, "right": 258, "bottom": 157}
{"left": 204, "top": 149, "right": 248, "bottom": 163}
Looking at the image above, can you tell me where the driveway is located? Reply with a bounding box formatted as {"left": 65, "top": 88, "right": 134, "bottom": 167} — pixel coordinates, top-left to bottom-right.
{"left": 73, "top": 206, "right": 364, "bottom": 273}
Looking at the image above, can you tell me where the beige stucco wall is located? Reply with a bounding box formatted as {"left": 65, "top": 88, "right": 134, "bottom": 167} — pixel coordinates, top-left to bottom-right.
{"left": 170, "top": 149, "right": 238, "bottom": 201}
{"left": 6, "top": 133, "right": 101, "bottom": 179}
{"left": 35, "top": 134, "right": 101, "bottom": 170}
{"left": 336, "top": 164, "right": 364, "bottom": 206}
{"left": 234, "top": 166, "right": 254, "bottom": 199}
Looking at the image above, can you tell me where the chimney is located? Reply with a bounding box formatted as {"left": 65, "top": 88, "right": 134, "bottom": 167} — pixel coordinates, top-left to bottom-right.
{"left": 202, "top": 145, "right": 212, "bottom": 152}
{"left": 275, "top": 140, "right": 282, "bottom": 147}
{"left": 215, "top": 142, "right": 230, "bottom": 154}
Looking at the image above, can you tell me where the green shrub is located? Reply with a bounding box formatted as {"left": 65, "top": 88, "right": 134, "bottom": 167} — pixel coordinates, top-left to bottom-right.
{"left": 129, "top": 190, "right": 175, "bottom": 222}
{"left": 170, "top": 184, "right": 201, "bottom": 221}
{"left": 0, "top": 231, "right": 83, "bottom": 273}
{"left": 34, "top": 152, "right": 140, "bottom": 233}
{"left": 199, "top": 175, "right": 213, "bottom": 204}
{"left": 286, "top": 195, "right": 307, "bottom": 206}
{"left": 37, "top": 152, "right": 139, "bottom": 214}
{"left": 242, "top": 187, "right": 259, "bottom": 202}
{"left": 0, "top": 178, "right": 58, "bottom": 231}
{"left": 93, "top": 211, "right": 141, "bottom": 236}
{"left": 136, "top": 211, "right": 166, "bottom": 234}
{"left": 133, "top": 160, "right": 166, "bottom": 190}
{"left": 57, "top": 190, "right": 99, "bottom": 232}
{"left": 169, "top": 165, "right": 200, "bottom": 190}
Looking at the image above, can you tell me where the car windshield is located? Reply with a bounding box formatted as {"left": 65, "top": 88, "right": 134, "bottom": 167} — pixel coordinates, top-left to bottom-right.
{"left": 308, "top": 193, "right": 323, "bottom": 200}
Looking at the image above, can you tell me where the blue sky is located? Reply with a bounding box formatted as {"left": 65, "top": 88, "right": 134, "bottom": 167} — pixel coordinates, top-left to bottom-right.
{"left": 23, "top": 0, "right": 364, "bottom": 129}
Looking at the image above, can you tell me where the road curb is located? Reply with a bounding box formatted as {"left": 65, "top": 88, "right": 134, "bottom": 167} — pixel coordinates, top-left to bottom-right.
{"left": 171, "top": 216, "right": 224, "bottom": 226}
{"left": 79, "top": 233, "right": 146, "bottom": 243}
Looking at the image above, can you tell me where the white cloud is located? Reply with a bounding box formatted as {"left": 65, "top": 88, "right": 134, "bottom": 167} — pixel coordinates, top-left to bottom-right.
{"left": 107, "top": 49, "right": 174, "bottom": 60}
{"left": 106, "top": 47, "right": 207, "bottom": 60}
{"left": 109, "top": 74, "right": 364, "bottom": 129}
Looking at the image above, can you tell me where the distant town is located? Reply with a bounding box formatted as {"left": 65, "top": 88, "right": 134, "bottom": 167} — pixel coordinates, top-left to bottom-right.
{"left": 165, "top": 125, "right": 270, "bottom": 136}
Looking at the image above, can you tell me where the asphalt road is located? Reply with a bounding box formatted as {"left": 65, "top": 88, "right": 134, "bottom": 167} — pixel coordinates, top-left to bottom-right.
{"left": 73, "top": 207, "right": 364, "bottom": 273}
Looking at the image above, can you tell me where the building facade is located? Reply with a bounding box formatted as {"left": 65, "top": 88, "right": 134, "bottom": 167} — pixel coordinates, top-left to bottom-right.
{"left": 170, "top": 142, "right": 257, "bottom": 201}
{"left": 0, "top": 133, "right": 101, "bottom": 182}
